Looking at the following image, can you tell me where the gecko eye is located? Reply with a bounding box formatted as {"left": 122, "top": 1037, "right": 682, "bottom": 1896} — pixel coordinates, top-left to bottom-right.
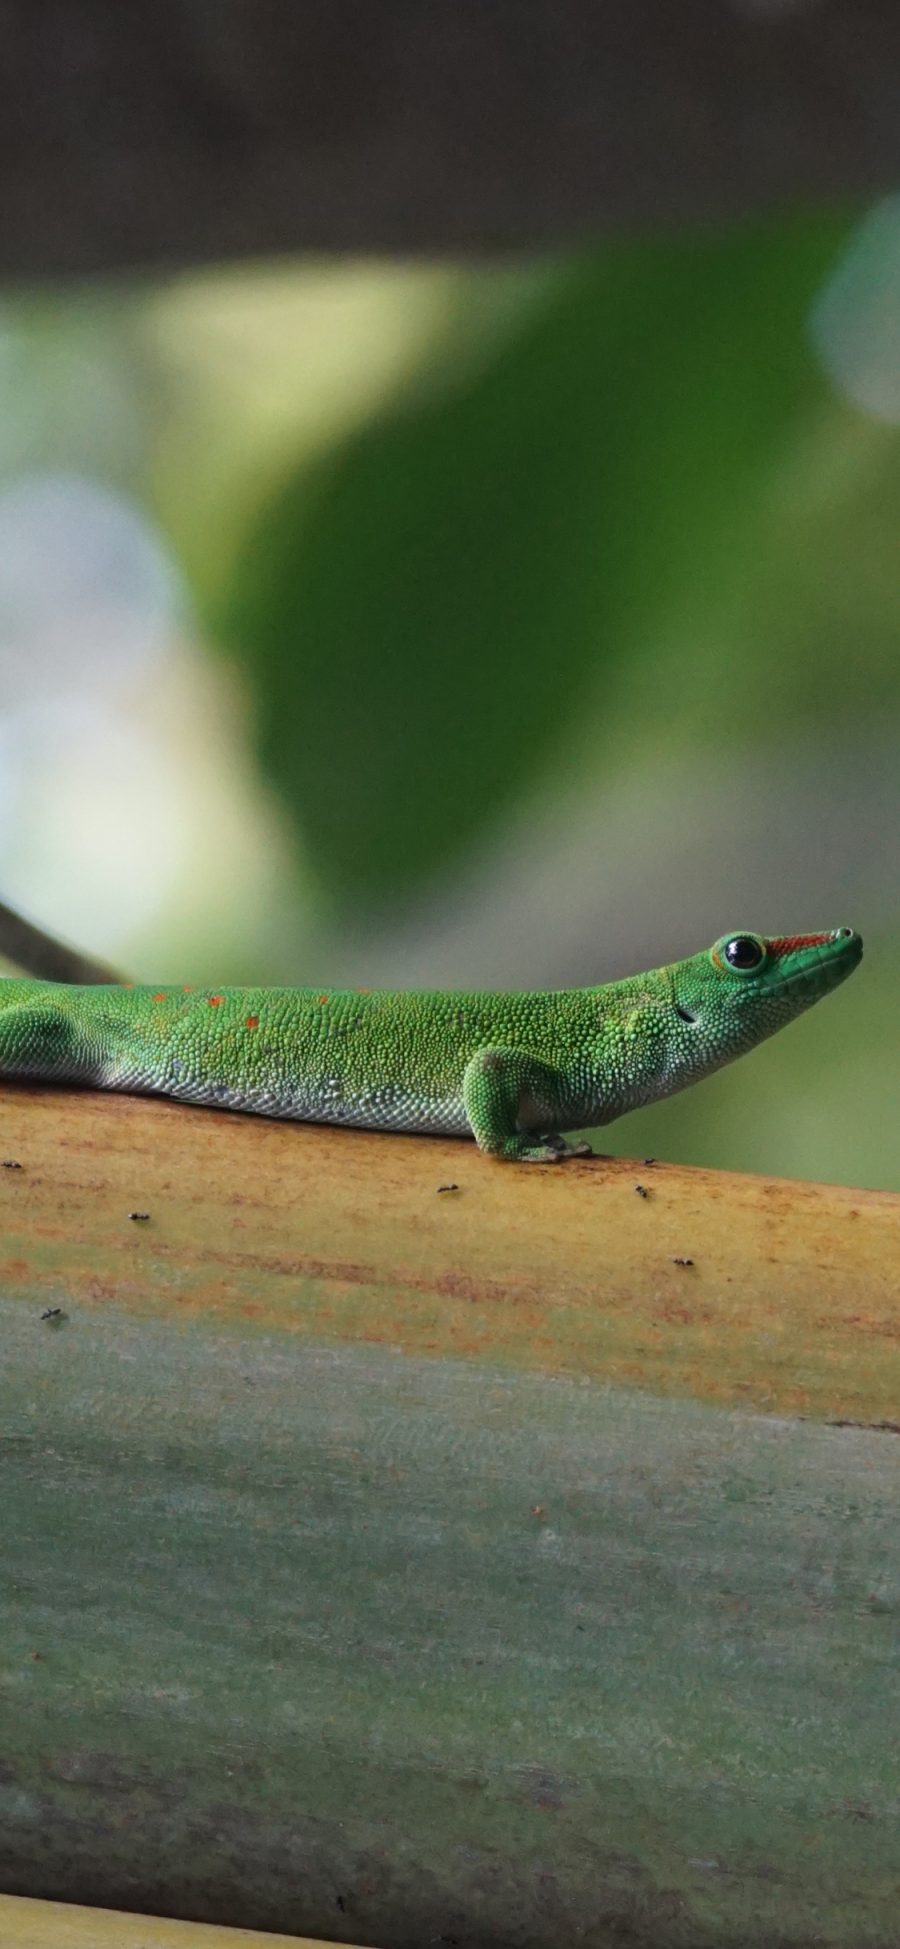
{"left": 724, "top": 935, "right": 765, "bottom": 971}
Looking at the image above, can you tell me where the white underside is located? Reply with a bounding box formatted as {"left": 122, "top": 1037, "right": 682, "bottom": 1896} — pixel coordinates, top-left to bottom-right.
{"left": 97, "top": 1063, "right": 472, "bottom": 1137}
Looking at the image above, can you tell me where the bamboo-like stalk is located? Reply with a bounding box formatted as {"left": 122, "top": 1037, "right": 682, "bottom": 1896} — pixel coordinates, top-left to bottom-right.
{"left": 1, "top": 1082, "right": 897, "bottom": 1947}
{"left": 0, "top": 1893, "right": 355, "bottom": 1949}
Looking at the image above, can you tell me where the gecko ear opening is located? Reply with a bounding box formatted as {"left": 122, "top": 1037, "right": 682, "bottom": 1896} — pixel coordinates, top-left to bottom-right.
{"left": 674, "top": 1003, "right": 697, "bottom": 1024}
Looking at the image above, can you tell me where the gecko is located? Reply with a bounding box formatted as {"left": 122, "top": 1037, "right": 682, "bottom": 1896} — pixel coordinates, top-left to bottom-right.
{"left": 0, "top": 929, "right": 861, "bottom": 1162}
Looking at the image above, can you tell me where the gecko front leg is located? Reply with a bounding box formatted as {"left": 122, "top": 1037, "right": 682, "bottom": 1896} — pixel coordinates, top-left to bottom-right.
{"left": 461, "top": 1047, "right": 594, "bottom": 1162}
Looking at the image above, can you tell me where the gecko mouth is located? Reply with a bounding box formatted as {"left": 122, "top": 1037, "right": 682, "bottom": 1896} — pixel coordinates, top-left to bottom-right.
{"left": 769, "top": 934, "right": 862, "bottom": 995}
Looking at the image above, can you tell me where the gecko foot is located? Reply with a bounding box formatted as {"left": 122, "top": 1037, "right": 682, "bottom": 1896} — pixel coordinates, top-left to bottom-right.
{"left": 505, "top": 1134, "right": 595, "bottom": 1164}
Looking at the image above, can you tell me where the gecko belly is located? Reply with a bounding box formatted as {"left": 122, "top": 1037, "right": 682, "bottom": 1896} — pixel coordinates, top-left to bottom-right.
{"left": 98, "top": 1058, "right": 471, "bottom": 1137}
{"left": 172, "top": 1079, "right": 471, "bottom": 1137}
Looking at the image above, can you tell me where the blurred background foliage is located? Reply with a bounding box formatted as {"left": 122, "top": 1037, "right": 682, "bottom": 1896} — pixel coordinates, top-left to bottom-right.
{"left": 0, "top": 203, "right": 897, "bottom": 1187}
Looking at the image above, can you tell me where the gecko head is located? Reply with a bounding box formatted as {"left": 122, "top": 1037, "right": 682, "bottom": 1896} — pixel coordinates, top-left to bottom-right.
{"left": 668, "top": 928, "right": 862, "bottom": 1071}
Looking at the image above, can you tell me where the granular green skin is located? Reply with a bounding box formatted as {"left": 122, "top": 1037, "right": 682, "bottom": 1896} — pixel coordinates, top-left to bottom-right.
{"left": 0, "top": 930, "right": 862, "bottom": 1161}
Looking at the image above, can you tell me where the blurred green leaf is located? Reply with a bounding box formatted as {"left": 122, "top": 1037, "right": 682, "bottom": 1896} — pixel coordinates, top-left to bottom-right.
{"left": 219, "top": 214, "right": 852, "bottom": 912}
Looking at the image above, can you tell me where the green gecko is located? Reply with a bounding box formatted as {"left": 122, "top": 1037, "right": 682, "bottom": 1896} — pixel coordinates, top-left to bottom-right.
{"left": 0, "top": 928, "right": 861, "bottom": 1162}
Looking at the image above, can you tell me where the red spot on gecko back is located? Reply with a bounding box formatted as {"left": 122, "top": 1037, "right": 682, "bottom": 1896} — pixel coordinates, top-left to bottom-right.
{"left": 208, "top": 994, "right": 224, "bottom": 1007}
{"left": 182, "top": 985, "right": 195, "bottom": 993}
{"left": 152, "top": 992, "right": 167, "bottom": 1003}
{"left": 769, "top": 934, "right": 832, "bottom": 957}
{"left": 356, "top": 987, "right": 370, "bottom": 995}
{"left": 318, "top": 994, "right": 330, "bottom": 1005}
{"left": 245, "top": 1015, "right": 259, "bottom": 1030}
